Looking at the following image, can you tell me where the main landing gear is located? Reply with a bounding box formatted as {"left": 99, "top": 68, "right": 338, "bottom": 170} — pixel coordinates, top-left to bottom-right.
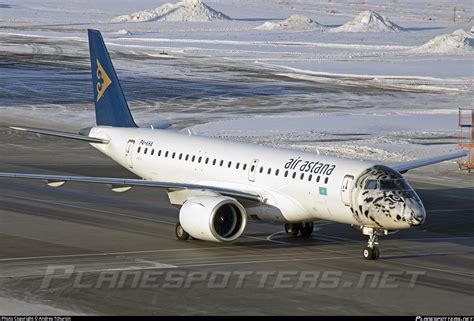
{"left": 284, "top": 222, "right": 314, "bottom": 237}
{"left": 175, "top": 222, "right": 189, "bottom": 241}
{"left": 361, "top": 227, "right": 387, "bottom": 260}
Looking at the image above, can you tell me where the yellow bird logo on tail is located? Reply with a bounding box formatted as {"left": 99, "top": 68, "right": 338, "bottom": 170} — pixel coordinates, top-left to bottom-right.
{"left": 96, "top": 59, "right": 111, "bottom": 102}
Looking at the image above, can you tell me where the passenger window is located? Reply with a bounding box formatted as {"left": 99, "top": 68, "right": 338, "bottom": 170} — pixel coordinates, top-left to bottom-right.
{"left": 179, "top": 153, "right": 183, "bottom": 160}
{"left": 205, "top": 158, "right": 209, "bottom": 164}
{"left": 259, "top": 167, "right": 263, "bottom": 173}
{"left": 213, "top": 159, "right": 217, "bottom": 165}
{"left": 165, "top": 151, "right": 168, "bottom": 157}
{"left": 151, "top": 149, "right": 155, "bottom": 155}
{"left": 144, "top": 148, "right": 148, "bottom": 154}
{"left": 284, "top": 171, "right": 288, "bottom": 177}
{"left": 324, "top": 177, "right": 329, "bottom": 184}
{"left": 243, "top": 164, "right": 247, "bottom": 170}
{"left": 158, "top": 150, "right": 161, "bottom": 156}
{"left": 275, "top": 169, "right": 279, "bottom": 176}
{"left": 192, "top": 155, "right": 196, "bottom": 162}
{"left": 267, "top": 168, "right": 271, "bottom": 175}
{"left": 251, "top": 165, "right": 255, "bottom": 172}
{"left": 365, "top": 180, "right": 377, "bottom": 190}
{"left": 185, "top": 154, "right": 189, "bottom": 161}
{"left": 220, "top": 160, "right": 224, "bottom": 166}
{"left": 300, "top": 173, "right": 304, "bottom": 180}
{"left": 228, "top": 161, "right": 232, "bottom": 168}
{"left": 172, "top": 152, "right": 176, "bottom": 159}
{"left": 236, "top": 163, "right": 240, "bottom": 169}
{"left": 198, "top": 156, "right": 202, "bottom": 163}
{"left": 308, "top": 174, "right": 312, "bottom": 181}
{"left": 316, "top": 176, "right": 320, "bottom": 183}
{"left": 292, "top": 172, "right": 296, "bottom": 179}
{"left": 137, "top": 147, "right": 141, "bottom": 153}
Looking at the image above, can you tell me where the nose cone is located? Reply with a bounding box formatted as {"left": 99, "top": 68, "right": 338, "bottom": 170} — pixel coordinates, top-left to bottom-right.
{"left": 403, "top": 198, "right": 426, "bottom": 226}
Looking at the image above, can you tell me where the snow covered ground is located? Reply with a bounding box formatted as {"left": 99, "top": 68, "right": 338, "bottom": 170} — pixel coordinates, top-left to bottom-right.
{"left": 0, "top": 0, "right": 473, "bottom": 164}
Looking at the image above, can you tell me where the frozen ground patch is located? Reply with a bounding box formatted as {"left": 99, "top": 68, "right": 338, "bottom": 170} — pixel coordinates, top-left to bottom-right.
{"left": 109, "top": 29, "right": 132, "bottom": 36}
{"left": 189, "top": 112, "right": 461, "bottom": 162}
{"left": 190, "top": 112, "right": 458, "bottom": 137}
{"left": 329, "top": 10, "right": 404, "bottom": 33}
{"left": 256, "top": 14, "right": 325, "bottom": 31}
{"left": 411, "top": 29, "right": 474, "bottom": 54}
{"left": 111, "top": 0, "right": 230, "bottom": 23}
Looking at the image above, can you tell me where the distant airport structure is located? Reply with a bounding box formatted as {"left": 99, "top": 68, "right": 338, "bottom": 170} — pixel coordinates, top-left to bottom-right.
{"left": 458, "top": 108, "right": 474, "bottom": 172}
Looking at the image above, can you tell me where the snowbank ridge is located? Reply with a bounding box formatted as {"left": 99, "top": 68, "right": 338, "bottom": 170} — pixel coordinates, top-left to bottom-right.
{"left": 411, "top": 29, "right": 474, "bottom": 54}
{"left": 256, "top": 14, "right": 324, "bottom": 30}
{"left": 329, "top": 10, "right": 403, "bottom": 33}
{"left": 111, "top": 0, "right": 230, "bottom": 23}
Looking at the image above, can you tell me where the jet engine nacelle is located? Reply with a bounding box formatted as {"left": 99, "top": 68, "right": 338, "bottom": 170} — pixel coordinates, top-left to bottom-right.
{"left": 179, "top": 196, "right": 247, "bottom": 242}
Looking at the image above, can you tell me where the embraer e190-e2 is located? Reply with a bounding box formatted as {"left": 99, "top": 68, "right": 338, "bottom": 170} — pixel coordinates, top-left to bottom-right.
{"left": 1, "top": 30, "right": 467, "bottom": 260}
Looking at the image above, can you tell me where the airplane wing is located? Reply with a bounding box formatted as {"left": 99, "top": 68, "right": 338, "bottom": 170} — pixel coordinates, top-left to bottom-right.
{"left": 391, "top": 150, "right": 468, "bottom": 174}
{"left": 9, "top": 126, "right": 108, "bottom": 144}
{"left": 0, "top": 172, "right": 262, "bottom": 204}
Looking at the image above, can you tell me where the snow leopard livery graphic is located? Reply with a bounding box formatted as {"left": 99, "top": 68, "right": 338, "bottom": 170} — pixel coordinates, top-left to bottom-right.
{"left": 350, "top": 165, "right": 425, "bottom": 229}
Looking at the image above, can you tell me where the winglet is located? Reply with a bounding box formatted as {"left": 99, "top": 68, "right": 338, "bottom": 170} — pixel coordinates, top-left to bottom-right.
{"left": 391, "top": 150, "right": 468, "bottom": 173}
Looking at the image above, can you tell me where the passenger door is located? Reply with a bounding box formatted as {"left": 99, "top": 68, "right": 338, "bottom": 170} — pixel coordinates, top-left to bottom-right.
{"left": 248, "top": 159, "right": 259, "bottom": 182}
{"left": 125, "top": 140, "right": 135, "bottom": 168}
{"left": 341, "top": 175, "right": 354, "bottom": 205}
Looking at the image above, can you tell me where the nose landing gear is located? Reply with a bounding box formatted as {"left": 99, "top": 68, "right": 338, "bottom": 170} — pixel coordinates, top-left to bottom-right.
{"left": 361, "top": 227, "right": 387, "bottom": 260}
{"left": 363, "top": 232, "right": 380, "bottom": 260}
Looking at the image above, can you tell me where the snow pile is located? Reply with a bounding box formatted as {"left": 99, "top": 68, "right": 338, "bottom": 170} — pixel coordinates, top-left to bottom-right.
{"left": 160, "top": 0, "right": 230, "bottom": 21}
{"left": 115, "top": 29, "right": 131, "bottom": 35}
{"left": 411, "top": 29, "right": 474, "bottom": 54}
{"left": 111, "top": 0, "right": 230, "bottom": 23}
{"left": 256, "top": 14, "right": 324, "bottom": 30}
{"left": 111, "top": 5, "right": 172, "bottom": 22}
{"left": 329, "top": 10, "right": 403, "bottom": 33}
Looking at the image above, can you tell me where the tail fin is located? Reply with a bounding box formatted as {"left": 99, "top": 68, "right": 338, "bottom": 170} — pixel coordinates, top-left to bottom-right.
{"left": 88, "top": 29, "right": 137, "bottom": 127}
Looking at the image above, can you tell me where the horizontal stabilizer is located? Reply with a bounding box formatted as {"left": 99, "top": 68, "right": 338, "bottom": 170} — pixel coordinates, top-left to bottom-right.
{"left": 10, "top": 126, "right": 108, "bottom": 144}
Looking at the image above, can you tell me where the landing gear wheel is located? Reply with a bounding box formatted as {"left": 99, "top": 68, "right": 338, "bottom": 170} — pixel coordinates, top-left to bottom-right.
{"left": 361, "top": 227, "right": 383, "bottom": 260}
{"left": 363, "top": 247, "right": 373, "bottom": 260}
{"left": 175, "top": 222, "right": 189, "bottom": 241}
{"left": 284, "top": 223, "right": 301, "bottom": 236}
{"left": 363, "top": 246, "right": 380, "bottom": 260}
{"left": 300, "top": 222, "right": 314, "bottom": 237}
{"left": 373, "top": 247, "right": 380, "bottom": 259}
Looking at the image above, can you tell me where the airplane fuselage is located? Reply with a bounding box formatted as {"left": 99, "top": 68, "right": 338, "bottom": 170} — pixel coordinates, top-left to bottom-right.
{"left": 89, "top": 126, "right": 426, "bottom": 230}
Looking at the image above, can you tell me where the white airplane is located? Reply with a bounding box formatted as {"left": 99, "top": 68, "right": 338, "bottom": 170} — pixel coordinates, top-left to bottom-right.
{"left": 1, "top": 30, "right": 467, "bottom": 260}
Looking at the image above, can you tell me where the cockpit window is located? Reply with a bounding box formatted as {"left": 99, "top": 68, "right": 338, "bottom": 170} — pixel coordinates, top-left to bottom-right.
{"left": 365, "top": 180, "right": 378, "bottom": 190}
{"left": 379, "top": 179, "right": 411, "bottom": 191}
